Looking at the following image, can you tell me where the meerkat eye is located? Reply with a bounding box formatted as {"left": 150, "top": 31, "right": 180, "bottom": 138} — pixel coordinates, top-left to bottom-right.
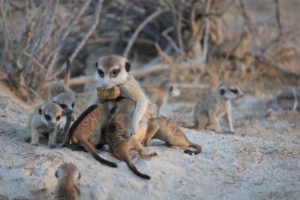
{"left": 111, "top": 69, "right": 120, "bottom": 77}
{"left": 44, "top": 114, "right": 51, "bottom": 121}
{"left": 71, "top": 102, "right": 75, "bottom": 108}
{"left": 60, "top": 104, "right": 67, "bottom": 109}
{"left": 219, "top": 89, "right": 225, "bottom": 95}
{"left": 56, "top": 116, "right": 61, "bottom": 121}
{"left": 230, "top": 89, "right": 238, "bottom": 94}
{"left": 98, "top": 69, "right": 104, "bottom": 78}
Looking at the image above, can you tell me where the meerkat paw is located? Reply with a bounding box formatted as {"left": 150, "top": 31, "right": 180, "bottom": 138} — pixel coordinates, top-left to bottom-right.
{"left": 123, "top": 127, "right": 136, "bottom": 138}
{"left": 140, "top": 151, "right": 158, "bottom": 159}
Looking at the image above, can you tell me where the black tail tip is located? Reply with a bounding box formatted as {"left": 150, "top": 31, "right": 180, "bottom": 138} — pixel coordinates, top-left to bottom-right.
{"left": 184, "top": 149, "right": 201, "bottom": 155}
{"left": 141, "top": 175, "right": 151, "bottom": 180}
{"left": 107, "top": 162, "right": 118, "bottom": 168}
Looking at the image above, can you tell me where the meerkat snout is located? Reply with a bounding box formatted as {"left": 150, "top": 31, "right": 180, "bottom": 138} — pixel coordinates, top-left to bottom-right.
{"left": 95, "top": 55, "right": 130, "bottom": 89}
{"left": 219, "top": 82, "right": 244, "bottom": 100}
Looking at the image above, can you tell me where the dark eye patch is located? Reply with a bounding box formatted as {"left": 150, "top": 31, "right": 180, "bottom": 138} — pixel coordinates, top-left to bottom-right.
{"left": 56, "top": 116, "right": 61, "bottom": 121}
{"left": 98, "top": 69, "right": 105, "bottom": 78}
{"left": 44, "top": 114, "right": 51, "bottom": 121}
{"left": 111, "top": 69, "right": 120, "bottom": 77}
{"left": 59, "top": 104, "right": 67, "bottom": 109}
{"left": 219, "top": 89, "right": 225, "bottom": 95}
{"left": 71, "top": 102, "right": 75, "bottom": 108}
{"left": 230, "top": 89, "right": 239, "bottom": 94}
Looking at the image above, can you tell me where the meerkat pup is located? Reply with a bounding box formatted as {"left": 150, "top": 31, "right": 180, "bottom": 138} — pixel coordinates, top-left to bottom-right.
{"left": 67, "top": 104, "right": 117, "bottom": 168}
{"left": 53, "top": 92, "right": 76, "bottom": 146}
{"left": 55, "top": 163, "right": 81, "bottom": 200}
{"left": 145, "top": 117, "right": 202, "bottom": 155}
{"left": 27, "top": 102, "right": 63, "bottom": 148}
{"left": 94, "top": 55, "right": 149, "bottom": 138}
{"left": 193, "top": 82, "right": 244, "bottom": 133}
{"left": 106, "top": 98, "right": 157, "bottom": 180}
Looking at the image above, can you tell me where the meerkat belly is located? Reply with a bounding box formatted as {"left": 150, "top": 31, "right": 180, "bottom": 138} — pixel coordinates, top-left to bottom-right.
{"left": 216, "top": 102, "right": 228, "bottom": 117}
{"left": 36, "top": 124, "right": 53, "bottom": 133}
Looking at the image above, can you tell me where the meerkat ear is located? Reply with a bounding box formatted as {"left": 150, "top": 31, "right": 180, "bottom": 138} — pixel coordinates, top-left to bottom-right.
{"left": 55, "top": 170, "right": 60, "bottom": 178}
{"left": 125, "top": 61, "right": 131, "bottom": 72}
{"left": 38, "top": 108, "right": 43, "bottom": 115}
{"left": 219, "top": 89, "right": 225, "bottom": 95}
{"left": 95, "top": 61, "right": 98, "bottom": 68}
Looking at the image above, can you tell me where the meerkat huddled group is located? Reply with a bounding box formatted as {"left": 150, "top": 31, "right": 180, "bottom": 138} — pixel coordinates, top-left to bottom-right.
{"left": 24, "top": 54, "right": 245, "bottom": 198}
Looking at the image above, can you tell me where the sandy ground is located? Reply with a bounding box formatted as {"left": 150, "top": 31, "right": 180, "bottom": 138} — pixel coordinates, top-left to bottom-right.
{"left": 0, "top": 88, "right": 300, "bottom": 200}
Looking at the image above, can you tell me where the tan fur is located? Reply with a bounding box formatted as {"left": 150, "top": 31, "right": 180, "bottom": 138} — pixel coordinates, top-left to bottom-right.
{"left": 106, "top": 99, "right": 157, "bottom": 180}
{"left": 143, "top": 84, "right": 168, "bottom": 114}
{"left": 145, "top": 117, "right": 202, "bottom": 155}
{"left": 193, "top": 82, "right": 244, "bottom": 133}
{"left": 68, "top": 104, "right": 117, "bottom": 168}
{"left": 94, "top": 55, "right": 149, "bottom": 138}
{"left": 55, "top": 163, "right": 80, "bottom": 200}
{"left": 27, "top": 103, "right": 63, "bottom": 148}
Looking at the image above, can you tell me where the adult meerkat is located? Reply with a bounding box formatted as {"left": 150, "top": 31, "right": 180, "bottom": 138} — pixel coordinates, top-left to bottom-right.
{"left": 193, "top": 82, "right": 244, "bottom": 133}
{"left": 94, "top": 55, "right": 149, "bottom": 138}
{"left": 27, "top": 102, "right": 63, "bottom": 148}
{"left": 55, "top": 163, "right": 81, "bottom": 200}
{"left": 145, "top": 117, "right": 202, "bottom": 155}
{"left": 143, "top": 80, "right": 181, "bottom": 114}
{"left": 67, "top": 104, "right": 117, "bottom": 168}
{"left": 106, "top": 98, "right": 157, "bottom": 180}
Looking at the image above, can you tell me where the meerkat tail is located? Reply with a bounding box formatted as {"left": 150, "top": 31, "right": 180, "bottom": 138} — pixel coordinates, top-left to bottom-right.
{"left": 124, "top": 157, "right": 151, "bottom": 180}
{"left": 79, "top": 139, "right": 117, "bottom": 168}
{"left": 64, "top": 59, "right": 71, "bottom": 87}
{"left": 184, "top": 143, "right": 202, "bottom": 155}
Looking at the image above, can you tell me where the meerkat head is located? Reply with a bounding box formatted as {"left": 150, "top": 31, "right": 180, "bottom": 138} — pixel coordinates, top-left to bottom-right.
{"left": 169, "top": 84, "right": 181, "bottom": 97}
{"left": 218, "top": 82, "right": 244, "bottom": 100}
{"left": 95, "top": 55, "right": 130, "bottom": 89}
{"left": 53, "top": 93, "right": 75, "bottom": 116}
{"left": 39, "top": 103, "right": 63, "bottom": 128}
{"left": 55, "top": 163, "right": 81, "bottom": 180}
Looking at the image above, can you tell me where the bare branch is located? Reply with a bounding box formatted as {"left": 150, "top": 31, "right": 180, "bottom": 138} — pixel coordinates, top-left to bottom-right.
{"left": 53, "top": 0, "right": 103, "bottom": 79}
{"left": 123, "top": 9, "right": 169, "bottom": 59}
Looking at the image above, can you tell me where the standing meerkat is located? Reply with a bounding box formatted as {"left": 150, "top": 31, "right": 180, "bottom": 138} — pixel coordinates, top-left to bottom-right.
{"left": 193, "top": 82, "right": 244, "bottom": 133}
{"left": 143, "top": 80, "right": 181, "bottom": 114}
{"left": 27, "top": 102, "right": 63, "bottom": 148}
{"left": 67, "top": 104, "right": 117, "bottom": 168}
{"left": 53, "top": 92, "right": 76, "bottom": 146}
{"left": 93, "top": 55, "right": 149, "bottom": 138}
{"left": 55, "top": 163, "right": 81, "bottom": 200}
{"left": 106, "top": 98, "right": 157, "bottom": 180}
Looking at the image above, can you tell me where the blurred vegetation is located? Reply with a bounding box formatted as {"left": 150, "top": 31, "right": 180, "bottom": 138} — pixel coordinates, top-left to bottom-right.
{"left": 0, "top": 0, "right": 299, "bottom": 102}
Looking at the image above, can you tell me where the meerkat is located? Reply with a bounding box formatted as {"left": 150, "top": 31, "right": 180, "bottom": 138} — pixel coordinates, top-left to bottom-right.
{"left": 106, "top": 98, "right": 157, "bottom": 180}
{"left": 93, "top": 55, "right": 149, "bottom": 138}
{"left": 144, "top": 117, "right": 202, "bottom": 155}
{"left": 53, "top": 92, "right": 76, "bottom": 146}
{"left": 193, "top": 82, "right": 244, "bottom": 133}
{"left": 27, "top": 102, "right": 63, "bottom": 148}
{"left": 67, "top": 104, "right": 117, "bottom": 168}
{"left": 142, "top": 79, "right": 181, "bottom": 114}
{"left": 55, "top": 163, "right": 81, "bottom": 200}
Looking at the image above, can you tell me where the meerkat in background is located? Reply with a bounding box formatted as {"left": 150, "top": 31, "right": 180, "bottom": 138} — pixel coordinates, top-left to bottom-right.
{"left": 143, "top": 80, "right": 180, "bottom": 114}
{"left": 93, "top": 55, "right": 149, "bottom": 138}
{"left": 106, "top": 98, "right": 157, "bottom": 180}
{"left": 67, "top": 104, "right": 117, "bottom": 168}
{"left": 27, "top": 102, "right": 63, "bottom": 148}
{"left": 145, "top": 117, "right": 202, "bottom": 155}
{"left": 55, "top": 163, "right": 81, "bottom": 200}
{"left": 193, "top": 82, "right": 244, "bottom": 133}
